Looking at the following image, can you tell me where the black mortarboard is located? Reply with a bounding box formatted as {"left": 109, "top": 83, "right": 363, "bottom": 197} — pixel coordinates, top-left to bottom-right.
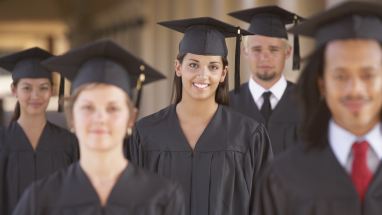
{"left": 288, "top": 1, "right": 382, "bottom": 47}
{"left": 42, "top": 40, "right": 166, "bottom": 108}
{"left": 0, "top": 47, "right": 53, "bottom": 80}
{"left": 229, "top": 6, "right": 304, "bottom": 70}
{"left": 158, "top": 17, "right": 253, "bottom": 93}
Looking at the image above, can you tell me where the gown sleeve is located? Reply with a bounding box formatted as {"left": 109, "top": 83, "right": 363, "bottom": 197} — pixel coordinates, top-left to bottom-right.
{"left": 249, "top": 124, "right": 274, "bottom": 215}
{"left": 252, "top": 124, "right": 273, "bottom": 176}
{"left": 163, "top": 183, "right": 186, "bottom": 215}
{"left": 254, "top": 165, "right": 289, "bottom": 215}
{"left": 0, "top": 130, "right": 6, "bottom": 215}
{"left": 12, "top": 183, "right": 38, "bottom": 215}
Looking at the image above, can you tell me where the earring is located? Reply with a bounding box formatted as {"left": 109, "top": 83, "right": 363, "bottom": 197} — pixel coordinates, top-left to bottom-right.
{"left": 127, "top": 127, "right": 132, "bottom": 136}
{"left": 70, "top": 127, "right": 75, "bottom": 133}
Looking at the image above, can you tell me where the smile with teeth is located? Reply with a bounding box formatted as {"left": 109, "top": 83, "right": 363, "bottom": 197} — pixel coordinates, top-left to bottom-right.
{"left": 193, "top": 83, "right": 209, "bottom": 89}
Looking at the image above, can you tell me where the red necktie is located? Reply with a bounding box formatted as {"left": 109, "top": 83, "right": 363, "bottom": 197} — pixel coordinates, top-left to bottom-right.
{"left": 351, "top": 140, "right": 373, "bottom": 201}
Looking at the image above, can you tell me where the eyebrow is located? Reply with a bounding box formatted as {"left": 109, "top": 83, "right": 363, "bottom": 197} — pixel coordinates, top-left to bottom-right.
{"left": 20, "top": 82, "right": 50, "bottom": 86}
{"left": 79, "top": 98, "right": 122, "bottom": 104}
{"left": 187, "top": 58, "right": 199, "bottom": 62}
{"left": 251, "top": 45, "right": 262, "bottom": 49}
{"left": 360, "top": 66, "right": 378, "bottom": 72}
{"left": 186, "top": 58, "right": 222, "bottom": 65}
{"left": 269, "top": 45, "right": 281, "bottom": 49}
{"left": 251, "top": 45, "right": 282, "bottom": 49}
{"left": 330, "top": 66, "right": 347, "bottom": 72}
{"left": 108, "top": 101, "right": 122, "bottom": 105}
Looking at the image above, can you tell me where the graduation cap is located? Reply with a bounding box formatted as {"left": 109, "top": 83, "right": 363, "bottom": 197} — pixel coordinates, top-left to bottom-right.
{"left": 158, "top": 17, "right": 253, "bottom": 93}
{"left": 229, "top": 5, "right": 304, "bottom": 70}
{"left": 288, "top": 1, "right": 382, "bottom": 47}
{"left": 0, "top": 47, "right": 67, "bottom": 111}
{"left": 0, "top": 47, "right": 53, "bottom": 81}
{"left": 42, "top": 40, "right": 166, "bottom": 109}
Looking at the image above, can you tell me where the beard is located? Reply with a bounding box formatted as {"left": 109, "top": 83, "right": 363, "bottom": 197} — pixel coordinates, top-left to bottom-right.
{"left": 255, "top": 71, "right": 276, "bottom": 81}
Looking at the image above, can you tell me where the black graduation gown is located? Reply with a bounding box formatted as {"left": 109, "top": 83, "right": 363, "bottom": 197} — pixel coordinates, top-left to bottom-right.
{"left": 0, "top": 127, "right": 6, "bottom": 214}
{"left": 127, "top": 104, "right": 273, "bottom": 215}
{"left": 256, "top": 143, "right": 382, "bottom": 215}
{"left": 1, "top": 121, "right": 79, "bottom": 214}
{"left": 229, "top": 81, "right": 301, "bottom": 155}
{"left": 13, "top": 162, "right": 186, "bottom": 215}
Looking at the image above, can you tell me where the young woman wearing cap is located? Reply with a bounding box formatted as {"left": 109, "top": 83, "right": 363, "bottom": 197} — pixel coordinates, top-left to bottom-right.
{"left": 127, "top": 17, "right": 273, "bottom": 215}
{"left": 0, "top": 48, "right": 78, "bottom": 215}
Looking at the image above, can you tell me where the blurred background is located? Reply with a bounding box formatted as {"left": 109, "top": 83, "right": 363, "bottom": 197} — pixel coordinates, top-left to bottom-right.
{"left": 0, "top": 0, "right": 376, "bottom": 127}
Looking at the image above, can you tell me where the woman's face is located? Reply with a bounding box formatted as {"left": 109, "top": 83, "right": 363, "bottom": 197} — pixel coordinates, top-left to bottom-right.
{"left": 72, "top": 84, "right": 133, "bottom": 152}
{"left": 175, "top": 53, "right": 227, "bottom": 102}
{"left": 12, "top": 78, "right": 52, "bottom": 116}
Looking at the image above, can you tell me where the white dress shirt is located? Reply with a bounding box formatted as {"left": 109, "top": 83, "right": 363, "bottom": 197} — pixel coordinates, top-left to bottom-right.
{"left": 248, "top": 76, "right": 287, "bottom": 110}
{"left": 329, "top": 120, "right": 382, "bottom": 173}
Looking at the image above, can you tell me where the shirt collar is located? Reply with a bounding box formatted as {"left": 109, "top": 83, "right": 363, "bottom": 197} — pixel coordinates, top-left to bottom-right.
{"left": 329, "top": 119, "right": 382, "bottom": 166}
{"left": 248, "top": 75, "right": 287, "bottom": 101}
{"left": 365, "top": 123, "right": 382, "bottom": 160}
{"left": 329, "top": 120, "right": 355, "bottom": 166}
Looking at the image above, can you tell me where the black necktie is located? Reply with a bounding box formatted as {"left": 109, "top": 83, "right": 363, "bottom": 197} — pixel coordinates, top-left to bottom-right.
{"left": 260, "top": 91, "right": 272, "bottom": 122}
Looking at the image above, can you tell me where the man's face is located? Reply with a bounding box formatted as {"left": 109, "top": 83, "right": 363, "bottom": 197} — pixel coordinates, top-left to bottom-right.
{"left": 320, "top": 39, "right": 382, "bottom": 135}
{"left": 243, "top": 35, "right": 291, "bottom": 84}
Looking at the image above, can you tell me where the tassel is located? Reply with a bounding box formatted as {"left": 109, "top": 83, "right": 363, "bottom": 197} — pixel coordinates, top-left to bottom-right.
{"left": 234, "top": 27, "right": 242, "bottom": 94}
{"left": 135, "top": 65, "right": 146, "bottom": 109}
{"left": 292, "top": 15, "right": 301, "bottom": 71}
{"left": 58, "top": 76, "right": 65, "bottom": 112}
